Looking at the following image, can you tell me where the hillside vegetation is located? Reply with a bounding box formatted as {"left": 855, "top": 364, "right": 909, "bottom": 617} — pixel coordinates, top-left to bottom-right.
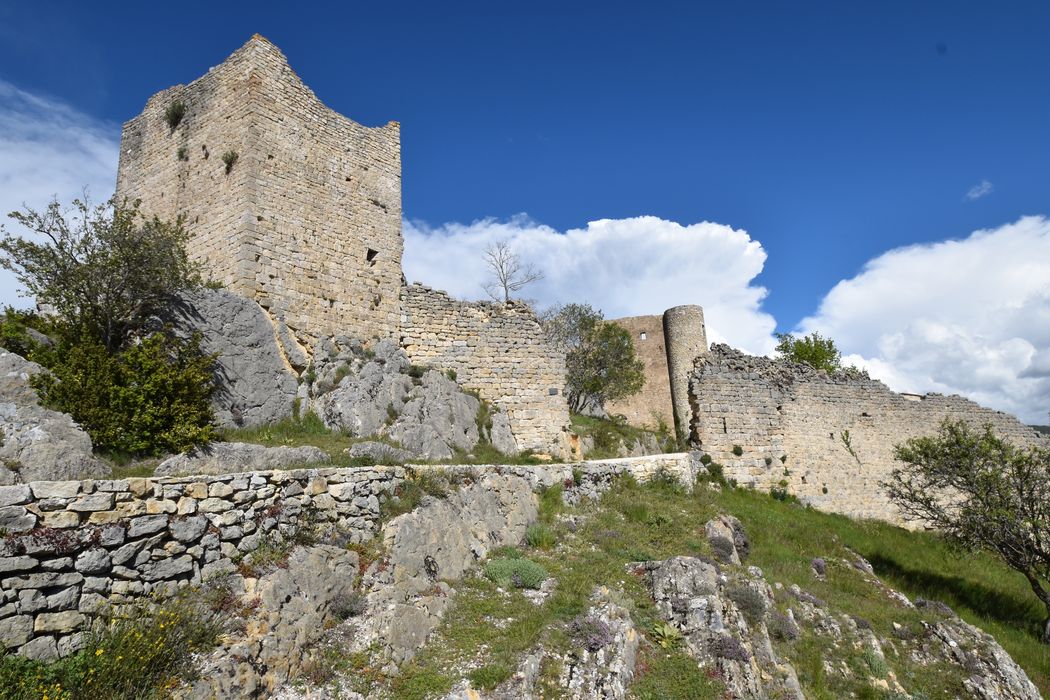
{"left": 304, "top": 476, "right": 1048, "bottom": 698}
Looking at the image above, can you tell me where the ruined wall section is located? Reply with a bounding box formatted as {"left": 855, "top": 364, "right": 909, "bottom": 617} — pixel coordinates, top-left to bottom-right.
{"left": 690, "top": 345, "right": 1047, "bottom": 523}
{"left": 117, "top": 36, "right": 403, "bottom": 360}
{"left": 399, "top": 284, "right": 570, "bottom": 455}
{"left": 605, "top": 315, "right": 674, "bottom": 429}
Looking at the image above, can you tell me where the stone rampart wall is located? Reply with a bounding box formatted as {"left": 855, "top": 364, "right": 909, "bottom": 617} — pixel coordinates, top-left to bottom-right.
{"left": 0, "top": 454, "right": 694, "bottom": 659}
{"left": 689, "top": 345, "right": 1047, "bottom": 523}
{"left": 116, "top": 35, "right": 403, "bottom": 358}
{"left": 399, "top": 284, "right": 571, "bottom": 455}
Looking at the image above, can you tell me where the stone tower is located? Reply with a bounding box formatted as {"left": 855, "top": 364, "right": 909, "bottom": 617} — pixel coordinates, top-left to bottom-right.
{"left": 663, "top": 305, "right": 708, "bottom": 441}
{"left": 115, "top": 35, "right": 403, "bottom": 365}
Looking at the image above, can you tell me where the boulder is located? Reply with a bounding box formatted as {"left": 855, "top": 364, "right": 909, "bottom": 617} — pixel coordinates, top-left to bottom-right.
{"left": 168, "top": 288, "right": 298, "bottom": 428}
{"left": 155, "top": 442, "right": 329, "bottom": 477}
{"left": 346, "top": 441, "right": 414, "bottom": 465}
{"left": 486, "top": 410, "right": 519, "bottom": 456}
{"left": 386, "top": 371, "right": 480, "bottom": 461}
{"left": 0, "top": 351, "right": 109, "bottom": 485}
{"left": 179, "top": 544, "right": 360, "bottom": 699}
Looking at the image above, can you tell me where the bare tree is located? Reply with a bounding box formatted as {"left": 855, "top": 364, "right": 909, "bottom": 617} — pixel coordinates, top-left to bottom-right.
{"left": 482, "top": 240, "right": 543, "bottom": 303}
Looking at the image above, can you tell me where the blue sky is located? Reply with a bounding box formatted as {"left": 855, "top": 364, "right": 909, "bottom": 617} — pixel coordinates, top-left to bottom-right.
{"left": 1, "top": 1, "right": 1048, "bottom": 422}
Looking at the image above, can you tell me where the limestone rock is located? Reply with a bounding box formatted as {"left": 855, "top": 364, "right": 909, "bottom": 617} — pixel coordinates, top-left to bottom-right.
{"left": 346, "top": 441, "right": 413, "bottom": 465}
{"left": 168, "top": 289, "right": 298, "bottom": 428}
{"left": 0, "top": 351, "right": 109, "bottom": 485}
{"left": 318, "top": 340, "right": 489, "bottom": 460}
{"left": 155, "top": 442, "right": 328, "bottom": 477}
{"left": 316, "top": 339, "right": 415, "bottom": 438}
{"left": 555, "top": 591, "right": 639, "bottom": 699}
{"left": 643, "top": 556, "right": 803, "bottom": 699}
{"left": 386, "top": 371, "right": 480, "bottom": 461}
{"left": 178, "top": 544, "right": 359, "bottom": 699}
{"left": 487, "top": 409, "right": 519, "bottom": 456}
{"left": 346, "top": 472, "right": 538, "bottom": 665}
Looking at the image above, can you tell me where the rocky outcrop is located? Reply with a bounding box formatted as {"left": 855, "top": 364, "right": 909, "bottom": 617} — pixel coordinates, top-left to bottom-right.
{"left": 345, "top": 441, "right": 414, "bottom": 464}
{"left": 177, "top": 544, "right": 360, "bottom": 699}
{"left": 155, "top": 442, "right": 328, "bottom": 477}
{"left": 643, "top": 556, "right": 804, "bottom": 699}
{"left": 0, "top": 351, "right": 108, "bottom": 486}
{"left": 385, "top": 371, "right": 480, "bottom": 460}
{"left": 346, "top": 472, "right": 538, "bottom": 665}
{"left": 640, "top": 517, "right": 1041, "bottom": 700}
{"left": 169, "top": 288, "right": 298, "bottom": 428}
{"left": 555, "top": 591, "right": 639, "bottom": 699}
{"left": 316, "top": 339, "right": 508, "bottom": 461}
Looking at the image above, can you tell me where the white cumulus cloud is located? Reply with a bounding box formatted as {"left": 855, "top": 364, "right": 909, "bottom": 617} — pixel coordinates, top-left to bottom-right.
{"left": 965, "top": 179, "right": 994, "bottom": 200}
{"left": 800, "top": 216, "right": 1050, "bottom": 424}
{"left": 403, "top": 214, "right": 778, "bottom": 355}
{"left": 0, "top": 79, "right": 120, "bottom": 307}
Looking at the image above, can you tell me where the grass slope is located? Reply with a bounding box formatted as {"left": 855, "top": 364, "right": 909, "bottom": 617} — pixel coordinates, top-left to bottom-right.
{"left": 387, "top": 478, "right": 1048, "bottom": 699}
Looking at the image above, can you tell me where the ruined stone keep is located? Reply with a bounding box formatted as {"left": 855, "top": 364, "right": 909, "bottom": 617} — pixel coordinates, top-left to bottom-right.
{"left": 116, "top": 35, "right": 403, "bottom": 362}
{"left": 116, "top": 36, "right": 569, "bottom": 453}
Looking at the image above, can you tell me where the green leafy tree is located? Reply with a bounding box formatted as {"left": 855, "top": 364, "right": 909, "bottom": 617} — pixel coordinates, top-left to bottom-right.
{"left": 543, "top": 303, "right": 645, "bottom": 414}
{"left": 33, "top": 332, "right": 217, "bottom": 455}
{"left": 885, "top": 420, "right": 1050, "bottom": 643}
{"left": 1, "top": 197, "right": 216, "bottom": 455}
{"left": 775, "top": 331, "right": 842, "bottom": 372}
{"left": 1, "top": 197, "right": 201, "bottom": 352}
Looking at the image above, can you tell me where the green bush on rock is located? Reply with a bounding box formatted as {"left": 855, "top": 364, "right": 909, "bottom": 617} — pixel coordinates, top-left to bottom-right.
{"left": 33, "top": 331, "right": 217, "bottom": 456}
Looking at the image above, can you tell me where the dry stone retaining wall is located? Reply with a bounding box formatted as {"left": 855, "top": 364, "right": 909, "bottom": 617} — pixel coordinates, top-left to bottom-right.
{"left": 689, "top": 345, "right": 1047, "bottom": 523}
{"left": 400, "top": 284, "right": 571, "bottom": 455}
{"left": 117, "top": 35, "right": 403, "bottom": 356}
{"left": 0, "top": 453, "right": 693, "bottom": 660}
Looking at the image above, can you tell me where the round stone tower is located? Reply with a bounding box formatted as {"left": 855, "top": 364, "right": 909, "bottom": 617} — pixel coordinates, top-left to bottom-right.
{"left": 662, "top": 305, "right": 708, "bottom": 443}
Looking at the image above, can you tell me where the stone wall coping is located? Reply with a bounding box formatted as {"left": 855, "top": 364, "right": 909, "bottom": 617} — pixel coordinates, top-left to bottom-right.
{"left": 20, "top": 453, "right": 694, "bottom": 495}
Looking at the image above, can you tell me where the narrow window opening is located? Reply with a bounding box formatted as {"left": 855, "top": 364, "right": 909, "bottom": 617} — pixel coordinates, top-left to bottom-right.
{"left": 639, "top": 332, "right": 647, "bottom": 340}
{"left": 366, "top": 248, "right": 379, "bottom": 266}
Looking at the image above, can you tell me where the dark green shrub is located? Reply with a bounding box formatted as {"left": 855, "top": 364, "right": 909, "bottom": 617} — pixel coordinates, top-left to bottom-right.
{"left": 732, "top": 444, "right": 744, "bottom": 456}
{"left": 699, "top": 453, "right": 712, "bottom": 465}
{"left": 483, "top": 556, "right": 547, "bottom": 589}
{"left": 222, "top": 150, "right": 239, "bottom": 174}
{"left": 0, "top": 307, "right": 52, "bottom": 358}
{"left": 34, "top": 332, "right": 216, "bottom": 455}
{"left": 165, "top": 101, "right": 187, "bottom": 129}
